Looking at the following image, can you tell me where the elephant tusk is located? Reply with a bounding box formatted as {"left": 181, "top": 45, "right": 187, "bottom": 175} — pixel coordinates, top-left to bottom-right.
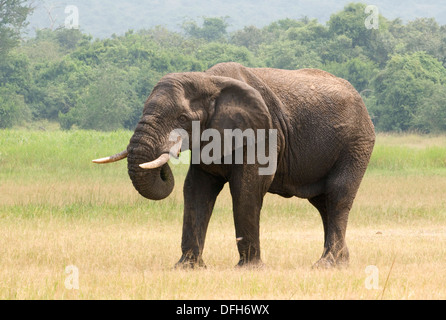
{"left": 139, "top": 138, "right": 182, "bottom": 169}
{"left": 92, "top": 150, "right": 128, "bottom": 164}
{"left": 139, "top": 153, "right": 170, "bottom": 169}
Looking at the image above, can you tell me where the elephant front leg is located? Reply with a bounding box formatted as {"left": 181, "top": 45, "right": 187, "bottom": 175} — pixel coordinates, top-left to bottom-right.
{"left": 230, "top": 166, "right": 270, "bottom": 267}
{"left": 175, "top": 165, "right": 225, "bottom": 269}
{"left": 233, "top": 204, "right": 262, "bottom": 267}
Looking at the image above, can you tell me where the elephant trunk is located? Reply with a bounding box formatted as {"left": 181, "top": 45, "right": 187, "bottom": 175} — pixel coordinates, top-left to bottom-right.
{"left": 127, "top": 134, "right": 175, "bottom": 201}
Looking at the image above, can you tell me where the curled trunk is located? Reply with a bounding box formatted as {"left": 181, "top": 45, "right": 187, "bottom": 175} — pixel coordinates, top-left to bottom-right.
{"left": 127, "top": 143, "right": 174, "bottom": 201}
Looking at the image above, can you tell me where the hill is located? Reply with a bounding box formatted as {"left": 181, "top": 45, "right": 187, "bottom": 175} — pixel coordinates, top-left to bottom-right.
{"left": 26, "top": 0, "right": 446, "bottom": 38}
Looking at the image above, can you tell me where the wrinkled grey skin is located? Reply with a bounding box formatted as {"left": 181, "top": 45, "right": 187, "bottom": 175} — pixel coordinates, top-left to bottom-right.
{"left": 126, "top": 62, "right": 375, "bottom": 268}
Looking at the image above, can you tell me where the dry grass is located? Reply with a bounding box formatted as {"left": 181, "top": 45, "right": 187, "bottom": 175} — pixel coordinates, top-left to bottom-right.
{"left": 1, "top": 198, "right": 445, "bottom": 300}
{"left": 0, "top": 131, "right": 445, "bottom": 299}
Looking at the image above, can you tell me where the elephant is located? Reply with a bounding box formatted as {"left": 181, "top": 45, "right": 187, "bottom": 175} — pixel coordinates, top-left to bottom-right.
{"left": 93, "top": 62, "right": 375, "bottom": 269}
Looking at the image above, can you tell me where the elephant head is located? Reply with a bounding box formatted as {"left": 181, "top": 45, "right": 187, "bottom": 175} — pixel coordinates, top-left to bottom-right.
{"left": 93, "top": 72, "right": 273, "bottom": 200}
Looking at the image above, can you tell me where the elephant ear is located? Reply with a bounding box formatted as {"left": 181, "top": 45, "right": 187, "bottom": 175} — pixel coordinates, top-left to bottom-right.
{"left": 208, "top": 77, "right": 273, "bottom": 135}
{"left": 203, "top": 77, "right": 275, "bottom": 167}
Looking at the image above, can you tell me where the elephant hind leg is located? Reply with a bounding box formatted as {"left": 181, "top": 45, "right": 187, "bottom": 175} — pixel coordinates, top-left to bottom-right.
{"left": 310, "top": 192, "right": 351, "bottom": 269}
{"left": 309, "top": 155, "right": 368, "bottom": 268}
{"left": 309, "top": 193, "right": 349, "bottom": 269}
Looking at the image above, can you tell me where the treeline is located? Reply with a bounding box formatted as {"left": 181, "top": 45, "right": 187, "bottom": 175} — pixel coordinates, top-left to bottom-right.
{"left": 1, "top": 2, "right": 446, "bottom": 132}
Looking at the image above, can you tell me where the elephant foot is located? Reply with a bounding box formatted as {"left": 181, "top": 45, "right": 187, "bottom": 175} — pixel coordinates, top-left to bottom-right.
{"left": 175, "top": 254, "right": 206, "bottom": 269}
{"left": 312, "top": 257, "right": 336, "bottom": 269}
{"left": 312, "top": 250, "right": 349, "bottom": 269}
{"left": 236, "top": 258, "right": 264, "bottom": 269}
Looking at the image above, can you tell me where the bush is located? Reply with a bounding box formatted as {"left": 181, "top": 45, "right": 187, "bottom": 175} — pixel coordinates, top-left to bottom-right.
{"left": 412, "top": 84, "right": 446, "bottom": 132}
{"left": 0, "top": 85, "right": 30, "bottom": 128}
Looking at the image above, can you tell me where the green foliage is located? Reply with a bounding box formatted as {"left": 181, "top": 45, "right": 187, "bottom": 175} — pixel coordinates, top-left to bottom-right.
{"left": 0, "top": 50, "right": 32, "bottom": 128}
{"left": 0, "top": 85, "right": 30, "bottom": 128}
{"left": 182, "top": 17, "right": 229, "bottom": 42}
{"left": 394, "top": 18, "right": 446, "bottom": 67}
{"left": 260, "top": 40, "right": 322, "bottom": 70}
{"left": 328, "top": 3, "right": 372, "bottom": 48}
{"left": 0, "top": 50, "right": 31, "bottom": 90}
{"left": 1, "top": 3, "right": 446, "bottom": 132}
{"left": 327, "top": 3, "right": 396, "bottom": 66}
{"left": 60, "top": 66, "right": 140, "bottom": 131}
{"left": 257, "top": 18, "right": 327, "bottom": 70}
{"left": 413, "top": 84, "right": 446, "bottom": 133}
{"left": 324, "top": 58, "right": 378, "bottom": 93}
{"left": 370, "top": 52, "right": 446, "bottom": 131}
{"left": 230, "top": 26, "right": 267, "bottom": 52}
{"left": 196, "top": 42, "right": 260, "bottom": 68}
{"left": 0, "top": 0, "right": 32, "bottom": 58}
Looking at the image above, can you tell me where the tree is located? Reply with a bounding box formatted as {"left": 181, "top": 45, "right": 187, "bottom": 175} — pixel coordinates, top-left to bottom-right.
{"left": 3, "top": 5, "right": 446, "bottom": 133}
{"left": 371, "top": 52, "right": 446, "bottom": 131}
{"left": 413, "top": 84, "right": 446, "bottom": 132}
{"left": 393, "top": 18, "right": 446, "bottom": 67}
{"left": 230, "top": 25, "right": 266, "bottom": 52}
{"left": 59, "top": 66, "right": 139, "bottom": 131}
{"left": 260, "top": 40, "right": 321, "bottom": 70}
{"left": 0, "top": 0, "right": 33, "bottom": 58}
{"left": 320, "top": 34, "right": 360, "bottom": 63}
{"left": 0, "top": 84, "right": 29, "bottom": 128}
{"left": 328, "top": 3, "right": 371, "bottom": 48}
{"left": 328, "top": 3, "right": 395, "bottom": 67}
{"left": 258, "top": 18, "right": 327, "bottom": 70}
{"left": 324, "top": 58, "right": 378, "bottom": 93}
{"left": 0, "top": 50, "right": 31, "bottom": 128}
{"left": 195, "top": 42, "right": 260, "bottom": 69}
{"left": 182, "top": 17, "right": 229, "bottom": 42}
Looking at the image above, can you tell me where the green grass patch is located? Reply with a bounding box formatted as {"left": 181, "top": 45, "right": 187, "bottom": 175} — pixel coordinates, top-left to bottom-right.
{"left": 369, "top": 144, "right": 446, "bottom": 172}
{"left": 2, "top": 130, "right": 445, "bottom": 179}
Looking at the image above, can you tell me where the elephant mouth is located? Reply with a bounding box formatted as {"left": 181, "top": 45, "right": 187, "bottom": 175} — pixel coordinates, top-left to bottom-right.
{"left": 160, "top": 165, "right": 170, "bottom": 181}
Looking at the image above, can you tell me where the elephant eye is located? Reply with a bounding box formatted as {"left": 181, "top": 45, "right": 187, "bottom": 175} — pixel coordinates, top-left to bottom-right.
{"left": 178, "top": 115, "right": 189, "bottom": 124}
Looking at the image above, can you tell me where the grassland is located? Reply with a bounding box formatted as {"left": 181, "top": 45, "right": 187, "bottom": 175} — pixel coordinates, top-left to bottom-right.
{"left": 0, "top": 129, "right": 445, "bottom": 299}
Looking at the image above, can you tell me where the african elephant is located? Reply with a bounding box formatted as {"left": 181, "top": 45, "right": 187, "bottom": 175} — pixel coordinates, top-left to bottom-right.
{"left": 93, "top": 62, "right": 375, "bottom": 268}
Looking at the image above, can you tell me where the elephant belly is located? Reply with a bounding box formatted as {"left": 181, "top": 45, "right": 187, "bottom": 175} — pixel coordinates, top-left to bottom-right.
{"left": 268, "top": 144, "right": 340, "bottom": 199}
{"left": 268, "top": 175, "right": 326, "bottom": 199}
